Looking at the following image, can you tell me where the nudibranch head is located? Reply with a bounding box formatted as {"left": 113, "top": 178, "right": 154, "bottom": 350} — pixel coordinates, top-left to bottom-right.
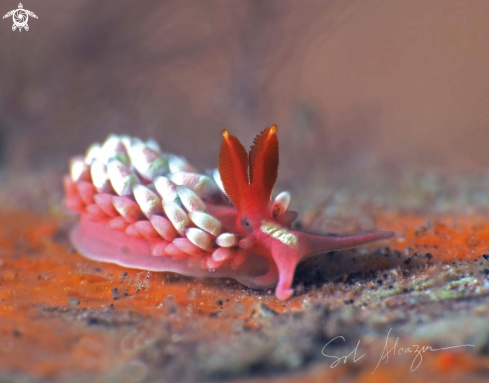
{"left": 64, "top": 128, "right": 394, "bottom": 300}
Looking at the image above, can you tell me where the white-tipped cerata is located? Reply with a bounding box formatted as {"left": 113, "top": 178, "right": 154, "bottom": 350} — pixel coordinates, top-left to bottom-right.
{"left": 132, "top": 184, "right": 163, "bottom": 217}
{"left": 169, "top": 172, "right": 222, "bottom": 201}
{"left": 176, "top": 186, "right": 206, "bottom": 213}
{"left": 100, "top": 134, "right": 130, "bottom": 166}
{"left": 70, "top": 155, "right": 90, "bottom": 183}
{"left": 90, "top": 158, "right": 112, "bottom": 193}
{"left": 163, "top": 201, "right": 191, "bottom": 236}
{"left": 215, "top": 233, "right": 238, "bottom": 247}
{"left": 186, "top": 228, "right": 215, "bottom": 252}
{"left": 154, "top": 176, "right": 179, "bottom": 204}
{"left": 107, "top": 159, "right": 139, "bottom": 196}
{"left": 85, "top": 143, "right": 102, "bottom": 165}
{"left": 129, "top": 141, "right": 169, "bottom": 181}
{"left": 189, "top": 211, "right": 222, "bottom": 236}
{"left": 272, "top": 191, "right": 291, "bottom": 217}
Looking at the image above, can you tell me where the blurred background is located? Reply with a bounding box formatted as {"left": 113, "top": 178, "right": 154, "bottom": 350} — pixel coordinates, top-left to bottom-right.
{"left": 1, "top": 0, "right": 489, "bottom": 200}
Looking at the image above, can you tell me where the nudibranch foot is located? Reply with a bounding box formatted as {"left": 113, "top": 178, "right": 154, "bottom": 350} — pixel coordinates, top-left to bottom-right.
{"left": 64, "top": 129, "right": 394, "bottom": 300}
{"left": 71, "top": 216, "right": 276, "bottom": 290}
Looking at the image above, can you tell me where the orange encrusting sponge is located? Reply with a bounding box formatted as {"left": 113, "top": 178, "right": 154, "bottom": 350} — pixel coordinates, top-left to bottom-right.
{"left": 378, "top": 212, "right": 489, "bottom": 261}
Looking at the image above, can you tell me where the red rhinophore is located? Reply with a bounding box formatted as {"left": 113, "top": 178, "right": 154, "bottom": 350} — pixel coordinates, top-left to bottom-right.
{"left": 64, "top": 129, "right": 394, "bottom": 300}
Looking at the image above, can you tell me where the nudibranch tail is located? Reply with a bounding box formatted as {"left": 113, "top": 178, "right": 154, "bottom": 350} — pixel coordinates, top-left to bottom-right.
{"left": 296, "top": 230, "right": 395, "bottom": 256}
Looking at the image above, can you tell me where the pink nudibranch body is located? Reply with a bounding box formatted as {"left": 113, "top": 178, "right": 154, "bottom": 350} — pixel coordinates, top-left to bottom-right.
{"left": 64, "top": 127, "right": 394, "bottom": 300}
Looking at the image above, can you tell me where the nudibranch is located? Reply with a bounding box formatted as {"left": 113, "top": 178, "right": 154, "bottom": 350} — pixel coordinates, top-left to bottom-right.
{"left": 64, "top": 126, "right": 394, "bottom": 300}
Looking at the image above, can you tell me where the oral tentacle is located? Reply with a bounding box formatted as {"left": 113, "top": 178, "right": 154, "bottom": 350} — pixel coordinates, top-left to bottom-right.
{"left": 271, "top": 246, "right": 296, "bottom": 301}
